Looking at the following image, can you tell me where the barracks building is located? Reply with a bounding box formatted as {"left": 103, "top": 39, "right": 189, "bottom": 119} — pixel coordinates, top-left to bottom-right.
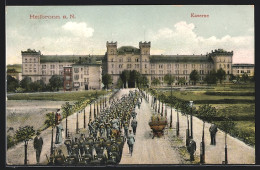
{"left": 21, "top": 41, "right": 254, "bottom": 90}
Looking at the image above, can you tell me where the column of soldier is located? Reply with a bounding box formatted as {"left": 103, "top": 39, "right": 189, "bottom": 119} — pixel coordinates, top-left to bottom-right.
{"left": 50, "top": 90, "right": 141, "bottom": 165}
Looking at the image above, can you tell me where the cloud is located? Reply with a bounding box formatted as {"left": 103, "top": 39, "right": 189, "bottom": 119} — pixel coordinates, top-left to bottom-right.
{"left": 62, "top": 22, "right": 94, "bottom": 38}
{"left": 149, "top": 21, "right": 254, "bottom": 63}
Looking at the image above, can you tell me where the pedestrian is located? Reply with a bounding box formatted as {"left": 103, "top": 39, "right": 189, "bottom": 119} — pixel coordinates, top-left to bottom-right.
{"left": 55, "top": 120, "right": 64, "bottom": 144}
{"left": 209, "top": 124, "right": 218, "bottom": 145}
{"left": 131, "top": 118, "right": 138, "bottom": 135}
{"left": 187, "top": 139, "right": 196, "bottom": 161}
{"left": 33, "top": 131, "right": 43, "bottom": 164}
{"left": 127, "top": 130, "right": 135, "bottom": 156}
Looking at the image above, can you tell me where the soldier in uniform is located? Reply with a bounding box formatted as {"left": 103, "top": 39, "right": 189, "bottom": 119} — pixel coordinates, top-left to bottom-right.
{"left": 131, "top": 118, "right": 138, "bottom": 135}
{"left": 127, "top": 130, "right": 135, "bottom": 156}
{"left": 209, "top": 124, "right": 218, "bottom": 145}
{"left": 33, "top": 131, "right": 43, "bottom": 164}
{"left": 131, "top": 111, "right": 137, "bottom": 119}
{"left": 64, "top": 138, "right": 72, "bottom": 156}
{"left": 78, "top": 134, "right": 85, "bottom": 156}
{"left": 124, "top": 122, "right": 129, "bottom": 138}
{"left": 187, "top": 139, "right": 196, "bottom": 161}
{"left": 54, "top": 149, "right": 65, "bottom": 165}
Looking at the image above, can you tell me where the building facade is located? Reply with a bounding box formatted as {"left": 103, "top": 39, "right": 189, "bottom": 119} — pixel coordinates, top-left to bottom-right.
{"left": 21, "top": 42, "right": 254, "bottom": 90}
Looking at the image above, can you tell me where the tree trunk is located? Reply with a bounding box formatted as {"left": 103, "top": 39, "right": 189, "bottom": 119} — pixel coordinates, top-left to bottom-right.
{"left": 24, "top": 141, "right": 28, "bottom": 165}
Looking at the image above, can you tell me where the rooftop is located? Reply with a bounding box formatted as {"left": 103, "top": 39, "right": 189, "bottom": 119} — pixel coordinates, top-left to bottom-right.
{"left": 117, "top": 46, "right": 140, "bottom": 55}
{"left": 40, "top": 55, "right": 105, "bottom": 63}
{"left": 232, "top": 63, "right": 254, "bottom": 67}
{"left": 149, "top": 55, "right": 213, "bottom": 63}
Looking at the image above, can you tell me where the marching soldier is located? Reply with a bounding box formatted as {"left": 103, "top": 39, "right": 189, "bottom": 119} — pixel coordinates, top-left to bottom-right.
{"left": 131, "top": 118, "right": 138, "bottom": 135}
{"left": 127, "top": 130, "right": 135, "bottom": 156}
{"left": 78, "top": 134, "right": 85, "bottom": 156}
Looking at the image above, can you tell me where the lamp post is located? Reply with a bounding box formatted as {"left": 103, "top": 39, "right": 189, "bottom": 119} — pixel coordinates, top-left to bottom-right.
{"left": 200, "top": 121, "right": 205, "bottom": 164}
{"left": 84, "top": 108, "right": 86, "bottom": 129}
{"left": 158, "top": 99, "right": 160, "bottom": 114}
{"left": 76, "top": 111, "right": 79, "bottom": 134}
{"left": 170, "top": 105, "right": 172, "bottom": 128}
{"left": 189, "top": 101, "right": 193, "bottom": 139}
{"left": 94, "top": 101, "right": 96, "bottom": 118}
{"left": 89, "top": 103, "right": 92, "bottom": 123}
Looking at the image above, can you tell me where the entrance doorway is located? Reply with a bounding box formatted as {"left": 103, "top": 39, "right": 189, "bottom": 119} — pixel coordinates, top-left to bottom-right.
{"left": 85, "top": 84, "right": 89, "bottom": 90}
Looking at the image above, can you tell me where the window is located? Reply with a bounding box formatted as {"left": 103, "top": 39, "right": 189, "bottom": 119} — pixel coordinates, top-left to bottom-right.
{"left": 200, "top": 64, "right": 203, "bottom": 69}
{"left": 25, "top": 58, "right": 27, "bottom": 62}
{"left": 119, "top": 58, "right": 123, "bottom": 62}
{"left": 111, "top": 58, "right": 114, "bottom": 62}
{"left": 167, "top": 70, "right": 171, "bottom": 74}
{"left": 227, "top": 71, "right": 229, "bottom": 74}
{"left": 151, "top": 64, "right": 155, "bottom": 69}
{"left": 66, "top": 76, "right": 71, "bottom": 80}
{"left": 184, "top": 64, "right": 187, "bottom": 69}
{"left": 74, "top": 68, "right": 79, "bottom": 73}
{"left": 119, "top": 64, "right": 123, "bottom": 68}
{"left": 199, "top": 70, "right": 204, "bottom": 75}
{"left": 237, "top": 70, "right": 239, "bottom": 73}
{"left": 145, "top": 64, "right": 147, "bottom": 68}
{"left": 25, "top": 69, "right": 28, "bottom": 72}
{"left": 227, "top": 64, "right": 230, "bottom": 69}
{"left": 135, "top": 64, "right": 139, "bottom": 69}
{"left": 51, "top": 65, "right": 55, "bottom": 69}
{"left": 175, "top": 70, "right": 179, "bottom": 74}
{"left": 34, "top": 58, "right": 36, "bottom": 62}
{"left": 42, "top": 77, "right": 46, "bottom": 82}
{"left": 128, "top": 58, "right": 131, "bottom": 62}
{"left": 25, "top": 64, "right": 27, "bottom": 67}
{"left": 59, "top": 65, "right": 63, "bottom": 69}
{"left": 81, "top": 74, "right": 83, "bottom": 79}
{"left": 241, "top": 70, "right": 244, "bottom": 73}
{"left": 42, "top": 65, "right": 46, "bottom": 69}
{"left": 34, "top": 69, "right": 37, "bottom": 72}
{"left": 74, "top": 75, "right": 79, "bottom": 80}
{"left": 29, "top": 58, "right": 32, "bottom": 62}
{"left": 159, "top": 70, "right": 163, "bottom": 74}
{"left": 247, "top": 70, "right": 250, "bottom": 73}
{"left": 87, "top": 78, "right": 89, "bottom": 83}
{"left": 135, "top": 58, "right": 139, "bottom": 62}
{"left": 159, "top": 64, "right": 163, "bottom": 69}
{"left": 127, "top": 64, "right": 132, "bottom": 69}
{"left": 183, "top": 70, "right": 187, "bottom": 75}
{"left": 81, "top": 82, "right": 84, "bottom": 86}
{"left": 167, "top": 64, "right": 171, "bottom": 69}
{"left": 175, "top": 64, "right": 179, "bottom": 69}
{"left": 111, "top": 64, "right": 114, "bottom": 68}
{"left": 151, "top": 70, "right": 155, "bottom": 74}
{"left": 42, "top": 70, "right": 46, "bottom": 75}
{"left": 111, "top": 71, "right": 114, "bottom": 74}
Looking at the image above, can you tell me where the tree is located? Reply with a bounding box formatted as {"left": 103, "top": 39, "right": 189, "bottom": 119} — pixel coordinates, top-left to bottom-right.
{"left": 216, "top": 68, "right": 226, "bottom": 84}
{"left": 241, "top": 73, "right": 249, "bottom": 83}
{"left": 15, "top": 126, "right": 35, "bottom": 165}
{"left": 139, "top": 75, "right": 149, "bottom": 88}
{"left": 49, "top": 75, "right": 63, "bottom": 91}
{"left": 7, "top": 75, "right": 19, "bottom": 92}
{"left": 102, "top": 73, "right": 112, "bottom": 89}
{"left": 120, "top": 70, "right": 130, "bottom": 88}
{"left": 151, "top": 78, "right": 161, "bottom": 87}
{"left": 190, "top": 70, "right": 200, "bottom": 85}
{"left": 61, "top": 102, "right": 72, "bottom": 138}
{"left": 164, "top": 74, "right": 175, "bottom": 97}
{"left": 116, "top": 78, "right": 124, "bottom": 89}
{"left": 178, "top": 77, "right": 186, "bottom": 86}
{"left": 204, "top": 70, "right": 217, "bottom": 85}
{"left": 20, "top": 76, "right": 32, "bottom": 91}
{"left": 130, "top": 70, "right": 141, "bottom": 87}
{"left": 44, "top": 112, "right": 56, "bottom": 158}
{"left": 229, "top": 74, "right": 236, "bottom": 82}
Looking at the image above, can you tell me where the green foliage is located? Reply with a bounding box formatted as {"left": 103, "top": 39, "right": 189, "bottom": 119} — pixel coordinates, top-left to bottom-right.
{"left": 197, "top": 104, "right": 217, "bottom": 122}
{"left": 151, "top": 78, "right": 161, "bottom": 86}
{"left": 216, "top": 68, "right": 226, "bottom": 84}
{"left": 242, "top": 73, "right": 249, "bottom": 83}
{"left": 189, "top": 70, "right": 200, "bottom": 84}
{"left": 116, "top": 78, "right": 124, "bottom": 88}
{"left": 15, "top": 126, "right": 35, "bottom": 143}
{"left": 49, "top": 75, "right": 63, "bottom": 91}
{"left": 120, "top": 70, "right": 130, "bottom": 86}
{"left": 7, "top": 75, "right": 19, "bottom": 92}
{"left": 20, "top": 76, "right": 32, "bottom": 91}
{"left": 7, "top": 135, "right": 15, "bottom": 149}
{"left": 164, "top": 74, "right": 175, "bottom": 86}
{"left": 178, "top": 77, "right": 186, "bottom": 86}
{"left": 102, "top": 73, "right": 112, "bottom": 89}
{"left": 229, "top": 74, "right": 236, "bottom": 81}
{"left": 219, "top": 117, "right": 236, "bottom": 134}
{"left": 44, "top": 112, "right": 56, "bottom": 128}
{"left": 61, "top": 102, "right": 72, "bottom": 118}
{"left": 204, "top": 70, "right": 217, "bottom": 84}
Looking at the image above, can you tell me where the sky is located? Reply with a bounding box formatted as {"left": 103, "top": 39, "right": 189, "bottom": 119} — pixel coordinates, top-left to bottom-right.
{"left": 6, "top": 5, "right": 254, "bottom": 65}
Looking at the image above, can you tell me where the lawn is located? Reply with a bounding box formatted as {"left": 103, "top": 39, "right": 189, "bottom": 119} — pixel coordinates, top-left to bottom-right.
{"left": 7, "top": 90, "right": 109, "bottom": 101}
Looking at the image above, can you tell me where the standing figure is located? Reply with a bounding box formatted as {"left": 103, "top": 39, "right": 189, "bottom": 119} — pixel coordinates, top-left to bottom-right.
{"left": 131, "top": 118, "right": 138, "bottom": 135}
{"left": 127, "top": 130, "right": 135, "bottom": 156}
{"left": 33, "top": 131, "right": 43, "bottom": 164}
{"left": 55, "top": 121, "right": 64, "bottom": 144}
{"left": 187, "top": 139, "right": 196, "bottom": 161}
{"left": 209, "top": 124, "right": 218, "bottom": 145}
